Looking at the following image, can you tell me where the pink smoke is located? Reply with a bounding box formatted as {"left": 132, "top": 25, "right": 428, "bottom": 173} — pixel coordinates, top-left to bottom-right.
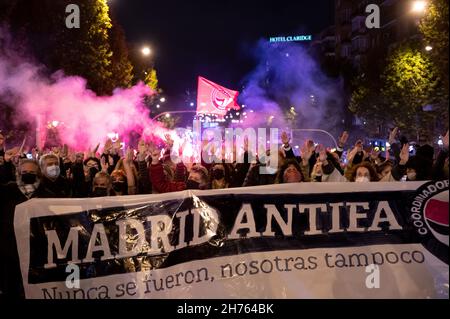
{"left": 0, "top": 28, "right": 169, "bottom": 151}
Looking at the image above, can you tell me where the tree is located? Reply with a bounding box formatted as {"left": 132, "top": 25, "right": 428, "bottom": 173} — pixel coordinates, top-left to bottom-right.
{"left": 109, "top": 17, "right": 134, "bottom": 89}
{"left": 348, "top": 77, "right": 392, "bottom": 135}
{"left": 419, "top": 0, "right": 449, "bottom": 97}
{"left": 2, "top": 0, "right": 138, "bottom": 96}
{"left": 381, "top": 43, "right": 442, "bottom": 140}
{"left": 144, "top": 68, "right": 159, "bottom": 91}
{"left": 158, "top": 114, "right": 180, "bottom": 129}
{"left": 349, "top": 42, "right": 443, "bottom": 141}
{"left": 54, "top": 0, "right": 114, "bottom": 95}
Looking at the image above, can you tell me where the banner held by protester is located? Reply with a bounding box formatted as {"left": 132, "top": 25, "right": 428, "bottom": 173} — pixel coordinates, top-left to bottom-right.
{"left": 14, "top": 181, "right": 449, "bottom": 299}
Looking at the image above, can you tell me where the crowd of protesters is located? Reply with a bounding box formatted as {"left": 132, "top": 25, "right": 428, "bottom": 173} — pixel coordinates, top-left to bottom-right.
{"left": 0, "top": 127, "right": 448, "bottom": 297}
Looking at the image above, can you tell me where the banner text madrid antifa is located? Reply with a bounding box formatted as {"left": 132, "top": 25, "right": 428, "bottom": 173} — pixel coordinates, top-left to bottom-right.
{"left": 14, "top": 181, "right": 449, "bottom": 299}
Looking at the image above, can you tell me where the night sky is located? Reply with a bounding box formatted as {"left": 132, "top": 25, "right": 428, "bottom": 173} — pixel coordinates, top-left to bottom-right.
{"left": 113, "top": 0, "right": 334, "bottom": 106}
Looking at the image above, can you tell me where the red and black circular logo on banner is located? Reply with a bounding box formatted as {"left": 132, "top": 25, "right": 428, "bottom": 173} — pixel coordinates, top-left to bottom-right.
{"left": 409, "top": 180, "right": 449, "bottom": 264}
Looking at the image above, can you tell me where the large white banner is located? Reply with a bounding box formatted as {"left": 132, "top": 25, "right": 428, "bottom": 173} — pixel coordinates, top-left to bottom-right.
{"left": 14, "top": 181, "right": 449, "bottom": 299}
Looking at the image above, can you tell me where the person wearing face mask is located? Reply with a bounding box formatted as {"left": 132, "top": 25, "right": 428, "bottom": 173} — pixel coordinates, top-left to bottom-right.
{"left": 389, "top": 143, "right": 432, "bottom": 181}
{"left": 69, "top": 157, "right": 101, "bottom": 197}
{"left": 210, "top": 164, "right": 230, "bottom": 189}
{"left": 111, "top": 170, "right": 128, "bottom": 195}
{"left": 37, "top": 154, "right": 71, "bottom": 198}
{"left": 186, "top": 165, "right": 210, "bottom": 190}
{"left": 348, "top": 162, "right": 379, "bottom": 182}
{"left": 0, "top": 159, "right": 43, "bottom": 298}
{"left": 91, "top": 171, "right": 113, "bottom": 197}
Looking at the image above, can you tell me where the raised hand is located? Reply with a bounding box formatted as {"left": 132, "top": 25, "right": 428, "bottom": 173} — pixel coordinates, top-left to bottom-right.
{"left": 149, "top": 144, "right": 161, "bottom": 164}
{"left": 300, "top": 140, "right": 315, "bottom": 164}
{"left": 93, "top": 143, "right": 100, "bottom": 155}
{"left": 281, "top": 131, "right": 290, "bottom": 146}
{"left": 100, "top": 156, "right": 109, "bottom": 172}
{"left": 137, "top": 140, "right": 148, "bottom": 161}
{"left": 125, "top": 147, "right": 134, "bottom": 165}
{"left": 399, "top": 143, "right": 409, "bottom": 165}
{"left": 164, "top": 134, "right": 174, "bottom": 149}
{"left": 338, "top": 131, "right": 349, "bottom": 148}
{"left": 347, "top": 141, "right": 363, "bottom": 164}
{"left": 388, "top": 127, "right": 398, "bottom": 145}
{"left": 443, "top": 130, "right": 449, "bottom": 150}
{"left": 4, "top": 147, "right": 20, "bottom": 162}
{"left": 108, "top": 155, "right": 114, "bottom": 167}
{"left": 66, "top": 167, "right": 73, "bottom": 181}
{"left": 61, "top": 144, "right": 69, "bottom": 159}
{"left": 104, "top": 139, "right": 113, "bottom": 154}
{"left": 312, "top": 162, "right": 323, "bottom": 176}
{"left": 112, "top": 138, "right": 123, "bottom": 154}
{"left": 243, "top": 136, "right": 249, "bottom": 152}
{"left": 31, "top": 148, "right": 38, "bottom": 160}
{"left": 316, "top": 144, "right": 327, "bottom": 162}
{"left": 52, "top": 146, "right": 61, "bottom": 158}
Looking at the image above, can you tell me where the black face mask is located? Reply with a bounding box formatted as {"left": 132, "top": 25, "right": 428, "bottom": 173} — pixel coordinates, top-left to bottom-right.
{"left": 212, "top": 170, "right": 224, "bottom": 180}
{"left": 112, "top": 181, "right": 127, "bottom": 193}
{"left": 92, "top": 187, "right": 108, "bottom": 197}
{"left": 21, "top": 173, "right": 37, "bottom": 184}
{"left": 186, "top": 179, "right": 200, "bottom": 190}
{"left": 89, "top": 167, "right": 99, "bottom": 179}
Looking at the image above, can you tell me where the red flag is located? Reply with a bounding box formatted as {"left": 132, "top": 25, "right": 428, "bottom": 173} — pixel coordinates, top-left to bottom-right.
{"left": 196, "top": 76, "right": 240, "bottom": 116}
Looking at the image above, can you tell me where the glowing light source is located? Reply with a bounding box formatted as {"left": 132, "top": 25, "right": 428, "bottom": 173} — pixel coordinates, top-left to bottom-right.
{"left": 141, "top": 47, "right": 151, "bottom": 56}
{"left": 190, "top": 102, "right": 195, "bottom": 107}
{"left": 425, "top": 45, "right": 432, "bottom": 51}
{"left": 411, "top": 1, "right": 427, "bottom": 13}
{"left": 165, "top": 113, "right": 171, "bottom": 118}
{"left": 51, "top": 120, "right": 59, "bottom": 127}
{"left": 160, "top": 97, "right": 166, "bottom": 102}
{"left": 156, "top": 104, "right": 160, "bottom": 108}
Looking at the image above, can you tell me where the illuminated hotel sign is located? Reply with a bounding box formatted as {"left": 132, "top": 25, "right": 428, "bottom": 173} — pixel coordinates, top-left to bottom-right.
{"left": 269, "top": 35, "right": 312, "bottom": 43}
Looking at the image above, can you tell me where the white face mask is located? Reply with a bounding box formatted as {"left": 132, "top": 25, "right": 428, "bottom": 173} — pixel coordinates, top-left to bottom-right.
{"left": 46, "top": 165, "right": 61, "bottom": 179}
{"left": 355, "top": 176, "right": 370, "bottom": 183}
{"left": 407, "top": 172, "right": 417, "bottom": 181}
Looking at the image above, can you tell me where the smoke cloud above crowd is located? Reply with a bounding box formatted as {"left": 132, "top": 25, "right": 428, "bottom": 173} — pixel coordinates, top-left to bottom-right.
{"left": 0, "top": 28, "right": 165, "bottom": 151}
{"left": 240, "top": 40, "right": 343, "bottom": 141}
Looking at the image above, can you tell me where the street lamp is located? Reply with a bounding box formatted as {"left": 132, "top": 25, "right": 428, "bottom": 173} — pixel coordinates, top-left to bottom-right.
{"left": 425, "top": 45, "right": 433, "bottom": 51}
{"left": 141, "top": 46, "right": 151, "bottom": 56}
{"left": 411, "top": 1, "right": 427, "bottom": 13}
